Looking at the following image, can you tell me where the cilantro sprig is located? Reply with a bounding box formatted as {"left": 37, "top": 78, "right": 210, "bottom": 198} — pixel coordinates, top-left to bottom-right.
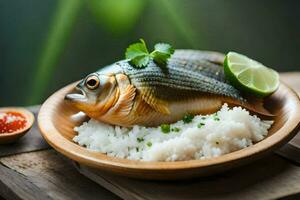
{"left": 125, "top": 39, "right": 174, "bottom": 68}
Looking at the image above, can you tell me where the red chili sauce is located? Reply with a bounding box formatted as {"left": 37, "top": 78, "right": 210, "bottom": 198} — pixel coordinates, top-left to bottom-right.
{"left": 0, "top": 112, "right": 27, "bottom": 134}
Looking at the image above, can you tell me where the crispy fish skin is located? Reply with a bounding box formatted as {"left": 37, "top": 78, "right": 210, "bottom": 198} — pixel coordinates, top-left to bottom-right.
{"left": 65, "top": 50, "right": 267, "bottom": 127}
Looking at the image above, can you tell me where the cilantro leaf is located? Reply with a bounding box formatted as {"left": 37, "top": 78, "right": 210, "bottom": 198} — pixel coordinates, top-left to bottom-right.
{"left": 125, "top": 39, "right": 149, "bottom": 59}
{"left": 154, "top": 43, "right": 175, "bottom": 55}
{"left": 130, "top": 55, "right": 151, "bottom": 68}
{"left": 151, "top": 43, "right": 175, "bottom": 65}
{"left": 125, "top": 39, "right": 150, "bottom": 68}
{"left": 125, "top": 39, "right": 174, "bottom": 68}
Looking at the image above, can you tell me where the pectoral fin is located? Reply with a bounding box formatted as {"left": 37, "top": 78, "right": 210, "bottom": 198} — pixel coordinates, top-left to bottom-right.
{"left": 107, "top": 84, "right": 136, "bottom": 117}
{"left": 140, "top": 87, "right": 170, "bottom": 115}
{"left": 103, "top": 74, "right": 136, "bottom": 118}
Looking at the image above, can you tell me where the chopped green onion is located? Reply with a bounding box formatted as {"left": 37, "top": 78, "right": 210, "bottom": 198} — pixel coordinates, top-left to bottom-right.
{"left": 197, "top": 122, "right": 205, "bottom": 128}
{"left": 147, "top": 142, "right": 152, "bottom": 147}
{"left": 136, "top": 147, "right": 139, "bottom": 152}
{"left": 137, "top": 137, "right": 144, "bottom": 143}
{"left": 214, "top": 116, "right": 220, "bottom": 121}
{"left": 213, "top": 113, "right": 220, "bottom": 121}
{"left": 182, "top": 114, "right": 194, "bottom": 123}
{"left": 172, "top": 127, "right": 181, "bottom": 132}
{"left": 160, "top": 124, "right": 170, "bottom": 134}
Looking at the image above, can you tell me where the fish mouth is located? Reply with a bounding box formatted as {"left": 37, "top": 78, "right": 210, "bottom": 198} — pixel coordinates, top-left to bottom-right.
{"left": 65, "top": 86, "right": 87, "bottom": 103}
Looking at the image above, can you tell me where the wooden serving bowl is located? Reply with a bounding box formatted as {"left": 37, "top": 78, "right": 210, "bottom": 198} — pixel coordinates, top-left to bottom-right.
{"left": 38, "top": 82, "right": 300, "bottom": 180}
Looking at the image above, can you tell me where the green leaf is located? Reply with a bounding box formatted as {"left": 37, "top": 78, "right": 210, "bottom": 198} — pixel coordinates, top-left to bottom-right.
{"left": 125, "top": 39, "right": 148, "bottom": 59}
{"left": 154, "top": 43, "right": 175, "bottom": 55}
{"left": 130, "top": 54, "right": 151, "bottom": 68}
{"left": 125, "top": 40, "right": 174, "bottom": 68}
{"left": 151, "top": 43, "right": 174, "bottom": 65}
{"left": 125, "top": 39, "right": 150, "bottom": 68}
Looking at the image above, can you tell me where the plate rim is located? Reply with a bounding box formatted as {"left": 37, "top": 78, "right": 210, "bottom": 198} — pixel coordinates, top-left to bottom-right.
{"left": 38, "top": 82, "right": 300, "bottom": 172}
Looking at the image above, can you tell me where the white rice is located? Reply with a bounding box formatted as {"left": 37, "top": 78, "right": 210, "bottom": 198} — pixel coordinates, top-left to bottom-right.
{"left": 73, "top": 104, "right": 273, "bottom": 162}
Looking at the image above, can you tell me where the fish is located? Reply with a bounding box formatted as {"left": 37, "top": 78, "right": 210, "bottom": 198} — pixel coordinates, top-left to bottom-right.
{"left": 65, "top": 50, "right": 272, "bottom": 127}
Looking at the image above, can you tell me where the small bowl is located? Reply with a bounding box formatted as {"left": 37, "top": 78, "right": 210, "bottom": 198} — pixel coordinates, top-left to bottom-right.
{"left": 38, "top": 82, "right": 300, "bottom": 180}
{"left": 0, "top": 107, "right": 35, "bottom": 144}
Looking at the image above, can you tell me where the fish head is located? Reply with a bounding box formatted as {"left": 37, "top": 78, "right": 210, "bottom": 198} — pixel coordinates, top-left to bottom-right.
{"left": 65, "top": 72, "right": 119, "bottom": 117}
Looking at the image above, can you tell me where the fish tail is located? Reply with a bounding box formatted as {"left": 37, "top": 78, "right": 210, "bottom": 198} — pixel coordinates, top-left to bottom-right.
{"left": 226, "top": 97, "right": 274, "bottom": 119}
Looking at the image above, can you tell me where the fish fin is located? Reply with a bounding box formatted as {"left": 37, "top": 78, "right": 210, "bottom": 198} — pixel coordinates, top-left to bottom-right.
{"left": 226, "top": 97, "right": 275, "bottom": 119}
{"left": 245, "top": 97, "right": 275, "bottom": 119}
{"left": 107, "top": 84, "right": 136, "bottom": 117}
{"left": 140, "top": 87, "right": 170, "bottom": 115}
{"left": 173, "top": 50, "right": 225, "bottom": 64}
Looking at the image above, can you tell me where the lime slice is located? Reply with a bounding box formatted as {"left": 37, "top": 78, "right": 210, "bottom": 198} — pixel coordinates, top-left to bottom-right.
{"left": 224, "top": 52, "right": 279, "bottom": 97}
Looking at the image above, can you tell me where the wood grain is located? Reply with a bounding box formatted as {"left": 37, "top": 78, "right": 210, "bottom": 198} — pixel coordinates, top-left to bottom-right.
{"left": 280, "top": 72, "right": 300, "bottom": 91}
{"left": 0, "top": 73, "right": 299, "bottom": 200}
{"left": 280, "top": 72, "right": 300, "bottom": 150}
{"left": 0, "top": 106, "right": 50, "bottom": 157}
{"left": 38, "top": 80, "right": 300, "bottom": 180}
{"left": 0, "top": 150, "right": 119, "bottom": 200}
{"left": 0, "top": 162, "right": 51, "bottom": 200}
{"left": 76, "top": 154, "right": 300, "bottom": 200}
{"left": 0, "top": 107, "right": 118, "bottom": 200}
{"left": 277, "top": 144, "right": 300, "bottom": 164}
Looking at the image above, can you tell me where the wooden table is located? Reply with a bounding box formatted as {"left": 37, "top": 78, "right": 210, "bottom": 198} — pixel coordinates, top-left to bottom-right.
{"left": 0, "top": 73, "right": 299, "bottom": 200}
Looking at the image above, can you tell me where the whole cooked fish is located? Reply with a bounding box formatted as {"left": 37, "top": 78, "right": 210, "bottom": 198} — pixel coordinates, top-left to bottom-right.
{"left": 65, "top": 50, "right": 271, "bottom": 127}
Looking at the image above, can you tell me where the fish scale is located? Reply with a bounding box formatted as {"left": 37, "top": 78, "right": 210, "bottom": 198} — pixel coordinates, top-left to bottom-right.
{"left": 121, "top": 58, "right": 225, "bottom": 82}
{"left": 168, "top": 59, "right": 225, "bottom": 82}
{"left": 66, "top": 49, "right": 268, "bottom": 127}
{"left": 120, "top": 57, "right": 244, "bottom": 102}
{"left": 170, "top": 50, "right": 225, "bottom": 81}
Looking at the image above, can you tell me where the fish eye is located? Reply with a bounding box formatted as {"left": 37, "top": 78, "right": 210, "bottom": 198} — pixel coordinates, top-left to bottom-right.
{"left": 85, "top": 75, "right": 100, "bottom": 90}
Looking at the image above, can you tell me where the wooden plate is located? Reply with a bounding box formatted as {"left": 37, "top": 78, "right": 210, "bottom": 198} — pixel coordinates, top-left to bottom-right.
{"left": 38, "top": 82, "right": 300, "bottom": 180}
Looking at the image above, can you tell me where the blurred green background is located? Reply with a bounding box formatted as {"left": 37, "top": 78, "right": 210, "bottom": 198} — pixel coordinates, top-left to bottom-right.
{"left": 1, "top": 0, "right": 299, "bottom": 106}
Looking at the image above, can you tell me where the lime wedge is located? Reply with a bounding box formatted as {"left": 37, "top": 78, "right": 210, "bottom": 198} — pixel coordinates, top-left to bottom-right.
{"left": 224, "top": 52, "right": 279, "bottom": 97}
